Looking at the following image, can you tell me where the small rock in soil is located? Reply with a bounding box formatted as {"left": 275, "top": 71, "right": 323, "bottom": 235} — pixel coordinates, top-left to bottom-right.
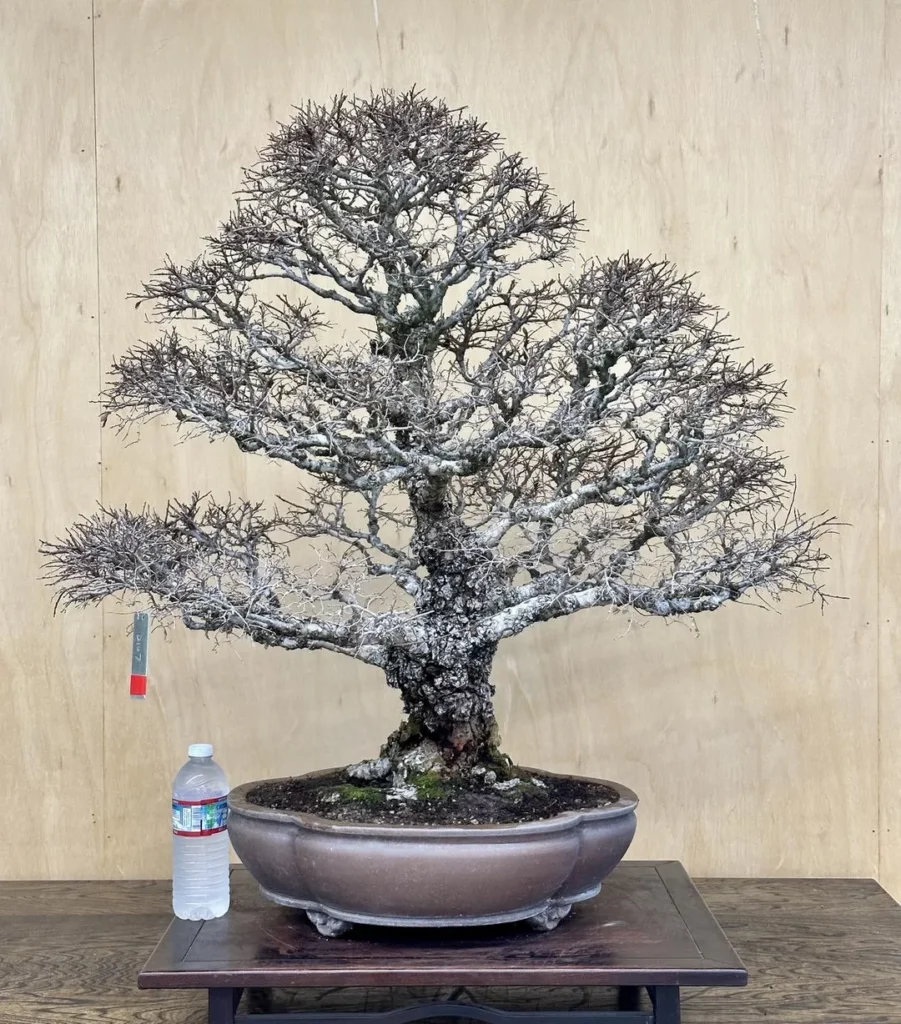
{"left": 347, "top": 757, "right": 392, "bottom": 781}
{"left": 387, "top": 781, "right": 418, "bottom": 802}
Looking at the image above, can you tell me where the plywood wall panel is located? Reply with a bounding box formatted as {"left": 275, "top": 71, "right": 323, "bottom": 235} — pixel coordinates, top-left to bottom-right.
{"left": 93, "top": 0, "right": 393, "bottom": 879}
{"left": 0, "top": 0, "right": 892, "bottom": 886}
{"left": 0, "top": 0, "right": 105, "bottom": 878}
{"left": 375, "top": 0, "right": 883, "bottom": 877}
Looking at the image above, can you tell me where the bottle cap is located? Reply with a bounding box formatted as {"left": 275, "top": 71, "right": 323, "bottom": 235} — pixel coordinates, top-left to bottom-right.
{"left": 188, "top": 743, "right": 214, "bottom": 758}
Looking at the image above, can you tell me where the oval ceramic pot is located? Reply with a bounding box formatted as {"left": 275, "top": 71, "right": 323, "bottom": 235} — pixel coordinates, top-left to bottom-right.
{"left": 228, "top": 768, "right": 638, "bottom": 934}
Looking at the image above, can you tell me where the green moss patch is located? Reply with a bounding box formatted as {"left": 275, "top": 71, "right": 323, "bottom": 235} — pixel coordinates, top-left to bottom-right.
{"left": 331, "top": 784, "right": 387, "bottom": 806}
{"left": 408, "top": 770, "right": 448, "bottom": 800}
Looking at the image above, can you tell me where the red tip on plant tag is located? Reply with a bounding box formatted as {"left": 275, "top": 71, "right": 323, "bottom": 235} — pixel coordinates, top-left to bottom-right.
{"left": 130, "top": 674, "right": 147, "bottom": 699}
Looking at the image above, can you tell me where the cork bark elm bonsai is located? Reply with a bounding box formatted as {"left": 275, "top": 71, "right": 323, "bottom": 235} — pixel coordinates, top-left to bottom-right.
{"left": 43, "top": 90, "right": 830, "bottom": 834}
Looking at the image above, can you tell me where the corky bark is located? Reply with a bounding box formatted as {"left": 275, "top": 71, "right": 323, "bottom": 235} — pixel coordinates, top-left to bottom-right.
{"left": 381, "top": 475, "right": 504, "bottom": 768}
{"left": 42, "top": 90, "right": 833, "bottom": 782}
{"left": 383, "top": 645, "right": 500, "bottom": 770}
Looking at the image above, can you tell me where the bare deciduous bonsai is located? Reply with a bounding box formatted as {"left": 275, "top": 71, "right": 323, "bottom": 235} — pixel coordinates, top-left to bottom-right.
{"left": 44, "top": 91, "right": 830, "bottom": 810}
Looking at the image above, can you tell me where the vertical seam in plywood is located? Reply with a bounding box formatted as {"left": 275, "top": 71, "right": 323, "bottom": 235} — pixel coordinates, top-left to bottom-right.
{"left": 372, "top": 0, "right": 384, "bottom": 83}
{"left": 90, "top": 0, "right": 106, "bottom": 875}
{"left": 878, "top": 0, "right": 889, "bottom": 887}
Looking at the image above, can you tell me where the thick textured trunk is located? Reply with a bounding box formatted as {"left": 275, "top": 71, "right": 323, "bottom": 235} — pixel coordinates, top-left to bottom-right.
{"left": 382, "top": 640, "right": 502, "bottom": 773}
{"left": 381, "top": 462, "right": 507, "bottom": 775}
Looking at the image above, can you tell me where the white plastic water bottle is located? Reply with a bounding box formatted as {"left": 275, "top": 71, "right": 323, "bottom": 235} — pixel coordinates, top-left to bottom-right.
{"left": 172, "top": 743, "right": 230, "bottom": 920}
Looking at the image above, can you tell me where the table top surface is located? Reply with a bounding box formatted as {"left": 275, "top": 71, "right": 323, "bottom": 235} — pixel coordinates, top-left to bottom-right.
{"left": 138, "top": 861, "right": 747, "bottom": 989}
{"left": 2, "top": 869, "right": 901, "bottom": 1022}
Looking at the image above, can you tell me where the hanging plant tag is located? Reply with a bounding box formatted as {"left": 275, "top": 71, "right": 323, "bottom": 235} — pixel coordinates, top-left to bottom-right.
{"left": 130, "top": 611, "right": 149, "bottom": 699}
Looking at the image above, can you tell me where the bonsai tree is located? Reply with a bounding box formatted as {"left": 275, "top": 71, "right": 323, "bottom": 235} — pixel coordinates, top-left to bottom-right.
{"left": 44, "top": 91, "right": 830, "bottom": 792}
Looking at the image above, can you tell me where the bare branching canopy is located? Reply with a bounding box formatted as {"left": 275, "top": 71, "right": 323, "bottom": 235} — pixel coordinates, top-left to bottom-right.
{"left": 44, "top": 91, "right": 831, "bottom": 758}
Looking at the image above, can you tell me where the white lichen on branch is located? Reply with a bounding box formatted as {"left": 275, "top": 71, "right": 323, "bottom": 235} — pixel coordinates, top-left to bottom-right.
{"left": 42, "top": 90, "right": 833, "bottom": 767}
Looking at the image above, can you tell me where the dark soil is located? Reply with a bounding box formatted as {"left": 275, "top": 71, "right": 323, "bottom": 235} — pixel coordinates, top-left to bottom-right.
{"left": 246, "top": 768, "right": 619, "bottom": 825}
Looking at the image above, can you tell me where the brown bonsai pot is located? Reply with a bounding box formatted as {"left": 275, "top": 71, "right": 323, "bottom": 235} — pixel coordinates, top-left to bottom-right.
{"left": 228, "top": 768, "right": 638, "bottom": 936}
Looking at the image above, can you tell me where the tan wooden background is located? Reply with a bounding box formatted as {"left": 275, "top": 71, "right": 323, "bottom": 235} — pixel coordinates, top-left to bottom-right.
{"left": 4, "top": 0, "right": 900, "bottom": 895}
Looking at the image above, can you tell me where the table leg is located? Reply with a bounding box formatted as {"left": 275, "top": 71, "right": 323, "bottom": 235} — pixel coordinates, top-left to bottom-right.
{"left": 648, "top": 985, "right": 681, "bottom": 1024}
{"left": 208, "top": 986, "right": 243, "bottom": 1024}
{"left": 616, "top": 986, "right": 642, "bottom": 1011}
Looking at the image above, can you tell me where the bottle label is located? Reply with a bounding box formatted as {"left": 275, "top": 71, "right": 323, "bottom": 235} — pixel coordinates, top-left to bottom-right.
{"left": 172, "top": 796, "right": 228, "bottom": 837}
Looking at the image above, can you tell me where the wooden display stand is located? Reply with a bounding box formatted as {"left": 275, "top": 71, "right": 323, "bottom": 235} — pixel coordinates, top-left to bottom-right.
{"left": 139, "top": 861, "right": 747, "bottom": 1024}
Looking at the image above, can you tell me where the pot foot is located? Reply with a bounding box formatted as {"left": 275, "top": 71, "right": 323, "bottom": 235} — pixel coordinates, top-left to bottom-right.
{"left": 527, "top": 903, "right": 573, "bottom": 932}
{"left": 306, "top": 910, "right": 353, "bottom": 937}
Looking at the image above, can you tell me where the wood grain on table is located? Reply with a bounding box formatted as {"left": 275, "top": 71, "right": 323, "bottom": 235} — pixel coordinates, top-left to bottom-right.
{"left": 1, "top": 868, "right": 900, "bottom": 1023}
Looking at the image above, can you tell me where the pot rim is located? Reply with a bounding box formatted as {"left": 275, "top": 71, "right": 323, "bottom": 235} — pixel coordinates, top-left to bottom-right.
{"left": 228, "top": 765, "right": 638, "bottom": 838}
